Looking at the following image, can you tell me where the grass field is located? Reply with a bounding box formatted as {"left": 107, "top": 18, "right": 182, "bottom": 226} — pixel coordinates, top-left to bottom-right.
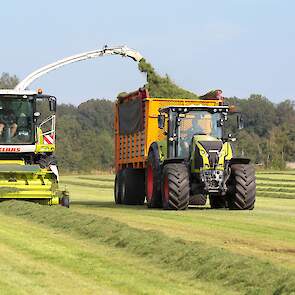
{"left": 0, "top": 171, "right": 294, "bottom": 294}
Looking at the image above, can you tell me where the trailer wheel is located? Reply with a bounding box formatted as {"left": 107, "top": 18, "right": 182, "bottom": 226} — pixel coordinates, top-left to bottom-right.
{"left": 209, "top": 194, "right": 226, "bottom": 209}
{"left": 228, "top": 164, "right": 256, "bottom": 210}
{"left": 114, "top": 170, "right": 123, "bottom": 204}
{"left": 161, "top": 163, "right": 190, "bottom": 210}
{"left": 146, "top": 147, "right": 162, "bottom": 208}
{"left": 121, "top": 168, "right": 145, "bottom": 205}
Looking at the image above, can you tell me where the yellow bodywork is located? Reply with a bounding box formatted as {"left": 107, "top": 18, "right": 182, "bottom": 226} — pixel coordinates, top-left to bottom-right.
{"left": 115, "top": 97, "right": 223, "bottom": 170}
{"left": 0, "top": 160, "right": 60, "bottom": 204}
{"left": 35, "top": 127, "right": 55, "bottom": 153}
{"left": 191, "top": 139, "right": 234, "bottom": 173}
{"left": 145, "top": 98, "right": 222, "bottom": 154}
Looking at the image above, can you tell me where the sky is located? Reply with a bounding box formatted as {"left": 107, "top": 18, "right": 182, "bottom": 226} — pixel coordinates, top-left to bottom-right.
{"left": 1, "top": 0, "right": 295, "bottom": 104}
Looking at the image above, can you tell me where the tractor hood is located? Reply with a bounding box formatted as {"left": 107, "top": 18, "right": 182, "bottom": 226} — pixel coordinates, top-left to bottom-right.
{"left": 190, "top": 135, "right": 233, "bottom": 172}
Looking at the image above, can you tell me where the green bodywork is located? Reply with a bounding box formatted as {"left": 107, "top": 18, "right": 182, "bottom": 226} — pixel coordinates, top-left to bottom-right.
{"left": 158, "top": 139, "right": 167, "bottom": 162}
{"left": 157, "top": 135, "right": 233, "bottom": 173}
{"left": 0, "top": 162, "right": 63, "bottom": 205}
{"left": 190, "top": 135, "right": 233, "bottom": 173}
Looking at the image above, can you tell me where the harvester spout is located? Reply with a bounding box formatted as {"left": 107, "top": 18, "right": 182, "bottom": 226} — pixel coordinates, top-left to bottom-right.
{"left": 14, "top": 45, "right": 143, "bottom": 91}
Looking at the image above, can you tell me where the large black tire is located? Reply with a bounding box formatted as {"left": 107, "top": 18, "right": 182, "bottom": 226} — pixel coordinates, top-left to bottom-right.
{"left": 209, "top": 194, "right": 226, "bottom": 209}
{"left": 121, "top": 168, "right": 145, "bottom": 205}
{"left": 146, "top": 146, "right": 162, "bottom": 208}
{"left": 114, "top": 170, "right": 123, "bottom": 204}
{"left": 228, "top": 164, "right": 256, "bottom": 210}
{"left": 161, "top": 163, "right": 190, "bottom": 210}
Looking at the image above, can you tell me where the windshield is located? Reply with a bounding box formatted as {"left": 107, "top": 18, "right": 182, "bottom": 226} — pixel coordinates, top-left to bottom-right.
{"left": 179, "top": 111, "right": 222, "bottom": 138}
{"left": 177, "top": 110, "right": 223, "bottom": 157}
{"left": 0, "top": 97, "right": 34, "bottom": 144}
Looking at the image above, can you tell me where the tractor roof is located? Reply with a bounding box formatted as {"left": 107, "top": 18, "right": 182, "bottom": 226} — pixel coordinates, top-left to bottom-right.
{"left": 159, "top": 105, "right": 229, "bottom": 113}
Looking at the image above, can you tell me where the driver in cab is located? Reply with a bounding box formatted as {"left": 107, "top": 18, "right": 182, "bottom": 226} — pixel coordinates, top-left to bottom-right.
{"left": 0, "top": 107, "right": 17, "bottom": 138}
{"left": 179, "top": 113, "right": 212, "bottom": 157}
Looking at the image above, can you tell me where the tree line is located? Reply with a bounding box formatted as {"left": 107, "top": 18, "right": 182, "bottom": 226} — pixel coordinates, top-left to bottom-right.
{"left": 1, "top": 72, "right": 294, "bottom": 171}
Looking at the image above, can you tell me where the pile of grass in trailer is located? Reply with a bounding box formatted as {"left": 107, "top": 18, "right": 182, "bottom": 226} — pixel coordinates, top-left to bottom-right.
{"left": 256, "top": 171, "right": 295, "bottom": 199}
{"left": 0, "top": 201, "right": 294, "bottom": 295}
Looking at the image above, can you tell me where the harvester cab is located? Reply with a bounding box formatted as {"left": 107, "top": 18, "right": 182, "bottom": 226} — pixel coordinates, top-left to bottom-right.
{"left": 0, "top": 89, "right": 68, "bottom": 206}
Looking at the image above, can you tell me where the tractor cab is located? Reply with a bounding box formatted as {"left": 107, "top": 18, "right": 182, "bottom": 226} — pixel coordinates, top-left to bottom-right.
{"left": 158, "top": 105, "right": 230, "bottom": 159}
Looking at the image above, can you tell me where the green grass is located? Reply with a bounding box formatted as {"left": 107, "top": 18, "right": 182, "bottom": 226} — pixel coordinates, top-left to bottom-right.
{"left": 256, "top": 172, "right": 295, "bottom": 199}
{"left": 78, "top": 176, "right": 114, "bottom": 182}
{"left": 63, "top": 180, "right": 114, "bottom": 189}
{"left": 257, "top": 187, "right": 295, "bottom": 193}
{"left": 0, "top": 200, "right": 294, "bottom": 295}
{"left": 0, "top": 170, "right": 294, "bottom": 294}
{"left": 257, "top": 182, "right": 295, "bottom": 188}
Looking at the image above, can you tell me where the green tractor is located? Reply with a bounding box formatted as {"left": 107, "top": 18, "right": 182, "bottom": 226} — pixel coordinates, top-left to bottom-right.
{"left": 148, "top": 104, "right": 256, "bottom": 210}
{"left": 0, "top": 89, "right": 69, "bottom": 206}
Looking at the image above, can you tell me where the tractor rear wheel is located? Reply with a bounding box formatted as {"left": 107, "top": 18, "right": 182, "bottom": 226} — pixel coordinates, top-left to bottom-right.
{"left": 121, "top": 168, "right": 145, "bottom": 205}
{"left": 146, "top": 148, "right": 162, "bottom": 208}
{"left": 161, "top": 163, "right": 190, "bottom": 210}
{"left": 228, "top": 164, "right": 256, "bottom": 210}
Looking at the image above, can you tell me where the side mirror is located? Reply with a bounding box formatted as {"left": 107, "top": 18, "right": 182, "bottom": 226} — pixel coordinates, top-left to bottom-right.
{"left": 228, "top": 133, "right": 236, "bottom": 142}
{"left": 33, "top": 111, "right": 40, "bottom": 123}
{"left": 158, "top": 114, "right": 165, "bottom": 129}
{"left": 49, "top": 97, "right": 56, "bottom": 112}
{"left": 237, "top": 115, "right": 244, "bottom": 130}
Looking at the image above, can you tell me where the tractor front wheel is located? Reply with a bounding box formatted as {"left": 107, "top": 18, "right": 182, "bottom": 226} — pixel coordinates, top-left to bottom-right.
{"left": 161, "top": 163, "right": 190, "bottom": 210}
{"left": 228, "top": 164, "right": 256, "bottom": 210}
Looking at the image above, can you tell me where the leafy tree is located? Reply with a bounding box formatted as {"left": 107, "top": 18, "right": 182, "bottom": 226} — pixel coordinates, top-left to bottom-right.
{"left": 227, "top": 94, "right": 276, "bottom": 137}
{"left": 0, "top": 73, "right": 19, "bottom": 89}
{"left": 275, "top": 100, "right": 295, "bottom": 125}
{"left": 78, "top": 99, "right": 114, "bottom": 133}
{"left": 2, "top": 71, "right": 295, "bottom": 171}
{"left": 56, "top": 100, "right": 114, "bottom": 172}
{"left": 234, "top": 130, "right": 264, "bottom": 163}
